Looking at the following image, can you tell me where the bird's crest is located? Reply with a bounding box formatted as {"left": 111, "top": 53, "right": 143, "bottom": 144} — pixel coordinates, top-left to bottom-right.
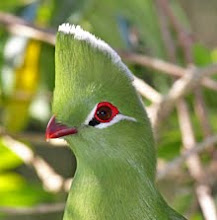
{"left": 58, "top": 23, "right": 134, "bottom": 81}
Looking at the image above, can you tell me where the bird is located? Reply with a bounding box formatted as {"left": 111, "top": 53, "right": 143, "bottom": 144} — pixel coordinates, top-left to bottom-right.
{"left": 46, "top": 23, "right": 187, "bottom": 220}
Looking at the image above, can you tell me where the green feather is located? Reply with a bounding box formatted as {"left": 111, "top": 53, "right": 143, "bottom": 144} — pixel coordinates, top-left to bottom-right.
{"left": 52, "top": 23, "right": 187, "bottom": 220}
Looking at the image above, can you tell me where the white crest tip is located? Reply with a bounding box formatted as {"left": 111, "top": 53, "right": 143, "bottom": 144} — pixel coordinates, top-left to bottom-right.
{"left": 58, "top": 23, "right": 134, "bottom": 81}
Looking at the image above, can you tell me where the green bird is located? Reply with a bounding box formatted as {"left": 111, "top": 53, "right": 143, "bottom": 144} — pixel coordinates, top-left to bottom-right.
{"left": 46, "top": 23, "right": 186, "bottom": 220}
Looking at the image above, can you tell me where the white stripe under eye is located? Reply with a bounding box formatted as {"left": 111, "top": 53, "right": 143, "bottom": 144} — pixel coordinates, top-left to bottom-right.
{"left": 84, "top": 103, "right": 137, "bottom": 129}
{"left": 95, "top": 114, "right": 136, "bottom": 129}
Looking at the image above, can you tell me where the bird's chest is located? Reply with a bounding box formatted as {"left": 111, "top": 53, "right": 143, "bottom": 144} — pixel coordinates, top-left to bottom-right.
{"left": 63, "top": 176, "right": 142, "bottom": 219}
{"left": 63, "top": 194, "right": 148, "bottom": 220}
{"left": 62, "top": 176, "right": 168, "bottom": 220}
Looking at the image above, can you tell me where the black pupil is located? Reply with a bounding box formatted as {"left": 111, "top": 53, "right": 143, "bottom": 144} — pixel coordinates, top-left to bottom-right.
{"left": 96, "top": 106, "right": 112, "bottom": 120}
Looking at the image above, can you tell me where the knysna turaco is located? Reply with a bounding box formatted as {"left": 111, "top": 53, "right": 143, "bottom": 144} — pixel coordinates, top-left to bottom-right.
{"left": 46, "top": 23, "right": 187, "bottom": 220}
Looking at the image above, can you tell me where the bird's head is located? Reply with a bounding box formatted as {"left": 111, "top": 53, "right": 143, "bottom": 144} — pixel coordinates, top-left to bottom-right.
{"left": 46, "top": 24, "right": 155, "bottom": 177}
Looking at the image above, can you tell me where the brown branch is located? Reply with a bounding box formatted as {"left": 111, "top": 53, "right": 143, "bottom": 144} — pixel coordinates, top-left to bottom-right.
{"left": 202, "top": 78, "right": 217, "bottom": 92}
{"left": 194, "top": 88, "right": 214, "bottom": 139}
{"left": 157, "top": 0, "right": 194, "bottom": 64}
{"left": 133, "top": 76, "right": 162, "bottom": 103}
{"left": 160, "top": 0, "right": 215, "bottom": 159}
{"left": 155, "top": 0, "right": 177, "bottom": 62}
{"left": 16, "top": 132, "right": 67, "bottom": 147}
{"left": 0, "top": 12, "right": 56, "bottom": 45}
{"left": 158, "top": 0, "right": 215, "bottom": 148}
{"left": 2, "top": 136, "right": 71, "bottom": 192}
{"left": 0, "top": 124, "right": 67, "bottom": 147}
{"left": 157, "top": 135, "right": 217, "bottom": 179}
{"left": 149, "top": 64, "right": 217, "bottom": 131}
{"left": 177, "top": 99, "right": 217, "bottom": 220}
{"left": 157, "top": 4, "right": 217, "bottom": 218}
{"left": 0, "top": 203, "right": 65, "bottom": 215}
{"left": 154, "top": 1, "right": 217, "bottom": 218}
{"left": 0, "top": 11, "right": 216, "bottom": 94}
{"left": 119, "top": 50, "right": 185, "bottom": 76}
{"left": 120, "top": 51, "right": 217, "bottom": 92}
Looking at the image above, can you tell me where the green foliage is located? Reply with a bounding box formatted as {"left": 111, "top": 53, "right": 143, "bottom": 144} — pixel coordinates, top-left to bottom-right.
{"left": 0, "top": 0, "right": 30, "bottom": 12}
{"left": 190, "top": 213, "right": 204, "bottom": 220}
{"left": 193, "top": 43, "right": 212, "bottom": 66}
{"left": 0, "top": 0, "right": 216, "bottom": 219}
{"left": 0, "top": 173, "right": 53, "bottom": 206}
{"left": 0, "top": 139, "right": 22, "bottom": 171}
{"left": 158, "top": 129, "right": 182, "bottom": 161}
{"left": 172, "top": 192, "right": 193, "bottom": 215}
{"left": 0, "top": 138, "right": 54, "bottom": 208}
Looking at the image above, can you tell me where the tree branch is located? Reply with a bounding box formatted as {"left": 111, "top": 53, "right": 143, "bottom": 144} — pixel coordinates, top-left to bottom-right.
{"left": 0, "top": 12, "right": 55, "bottom": 45}
{"left": 2, "top": 136, "right": 71, "bottom": 192}
{"left": 0, "top": 11, "right": 216, "bottom": 95}
{"left": 177, "top": 99, "right": 217, "bottom": 220}
{"left": 120, "top": 51, "right": 217, "bottom": 92}
{"left": 0, "top": 203, "right": 65, "bottom": 215}
{"left": 157, "top": 135, "right": 217, "bottom": 179}
{"left": 149, "top": 64, "right": 217, "bottom": 131}
{"left": 133, "top": 76, "right": 162, "bottom": 103}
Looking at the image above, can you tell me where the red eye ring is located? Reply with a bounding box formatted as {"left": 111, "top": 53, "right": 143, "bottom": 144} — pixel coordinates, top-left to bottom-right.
{"left": 94, "top": 102, "right": 119, "bottom": 123}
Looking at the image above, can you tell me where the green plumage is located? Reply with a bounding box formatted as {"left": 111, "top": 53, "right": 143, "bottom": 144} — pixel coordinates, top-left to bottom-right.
{"left": 52, "top": 24, "right": 186, "bottom": 220}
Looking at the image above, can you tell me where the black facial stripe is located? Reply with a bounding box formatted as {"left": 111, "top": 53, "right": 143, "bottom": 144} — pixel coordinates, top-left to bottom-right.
{"left": 88, "top": 118, "right": 100, "bottom": 126}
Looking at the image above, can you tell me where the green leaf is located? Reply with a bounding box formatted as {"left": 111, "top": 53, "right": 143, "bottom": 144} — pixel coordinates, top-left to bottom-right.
{"left": 157, "top": 131, "right": 182, "bottom": 161}
{"left": 172, "top": 192, "right": 192, "bottom": 215}
{"left": 0, "top": 138, "right": 22, "bottom": 172}
{"left": 0, "top": 173, "right": 54, "bottom": 206}
{"left": 190, "top": 213, "right": 203, "bottom": 220}
{"left": 0, "top": 173, "right": 24, "bottom": 191}
{"left": 0, "top": 0, "right": 31, "bottom": 11}
{"left": 211, "top": 48, "right": 217, "bottom": 63}
{"left": 193, "top": 43, "right": 212, "bottom": 66}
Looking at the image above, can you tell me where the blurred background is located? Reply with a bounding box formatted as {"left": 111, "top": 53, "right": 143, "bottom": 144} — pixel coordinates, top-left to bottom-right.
{"left": 0, "top": 0, "right": 217, "bottom": 219}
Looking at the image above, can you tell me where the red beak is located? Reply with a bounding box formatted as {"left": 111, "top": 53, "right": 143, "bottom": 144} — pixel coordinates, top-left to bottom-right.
{"left": 46, "top": 115, "right": 77, "bottom": 139}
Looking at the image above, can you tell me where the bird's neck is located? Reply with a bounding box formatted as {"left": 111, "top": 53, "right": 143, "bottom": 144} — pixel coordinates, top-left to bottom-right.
{"left": 63, "top": 156, "right": 171, "bottom": 220}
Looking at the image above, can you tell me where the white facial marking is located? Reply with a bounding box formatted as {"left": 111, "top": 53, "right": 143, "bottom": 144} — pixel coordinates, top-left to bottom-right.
{"left": 84, "top": 104, "right": 137, "bottom": 129}
{"left": 95, "top": 114, "right": 137, "bottom": 129}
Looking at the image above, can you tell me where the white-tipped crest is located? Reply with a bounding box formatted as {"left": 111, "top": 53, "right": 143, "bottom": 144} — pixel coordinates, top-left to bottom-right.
{"left": 58, "top": 23, "right": 134, "bottom": 81}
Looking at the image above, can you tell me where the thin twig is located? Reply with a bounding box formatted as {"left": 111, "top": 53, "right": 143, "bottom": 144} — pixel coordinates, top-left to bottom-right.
{"left": 119, "top": 50, "right": 185, "bottom": 76}
{"left": 0, "top": 11, "right": 216, "bottom": 94}
{"left": 157, "top": 135, "right": 217, "bottom": 179}
{"left": 133, "top": 76, "right": 162, "bottom": 103}
{"left": 160, "top": 0, "right": 215, "bottom": 159}
{"left": 194, "top": 88, "right": 214, "bottom": 147}
{"left": 120, "top": 51, "right": 217, "bottom": 92}
{"left": 158, "top": 0, "right": 215, "bottom": 150}
{"left": 155, "top": 0, "right": 177, "bottom": 62}
{"left": 149, "top": 64, "right": 217, "bottom": 130}
{"left": 159, "top": 2, "right": 217, "bottom": 218}
{"left": 2, "top": 136, "right": 71, "bottom": 192}
{"left": 0, "top": 203, "right": 65, "bottom": 215}
{"left": 0, "top": 126, "right": 67, "bottom": 147}
{"left": 177, "top": 99, "right": 217, "bottom": 220}
{"left": 0, "top": 12, "right": 56, "bottom": 45}
{"left": 157, "top": 0, "right": 194, "bottom": 63}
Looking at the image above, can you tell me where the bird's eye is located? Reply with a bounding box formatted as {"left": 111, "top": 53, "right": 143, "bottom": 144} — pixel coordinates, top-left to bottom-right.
{"left": 94, "top": 102, "right": 119, "bottom": 123}
{"left": 96, "top": 106, "right": 112, "bottom": 121}
{"left": 86, "top": 101, "right": 136, "bottom": 127}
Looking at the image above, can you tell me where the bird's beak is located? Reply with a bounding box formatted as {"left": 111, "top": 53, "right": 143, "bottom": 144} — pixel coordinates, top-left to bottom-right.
{"left": 46, "top": 115, "right": 78, "bottom": 140}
